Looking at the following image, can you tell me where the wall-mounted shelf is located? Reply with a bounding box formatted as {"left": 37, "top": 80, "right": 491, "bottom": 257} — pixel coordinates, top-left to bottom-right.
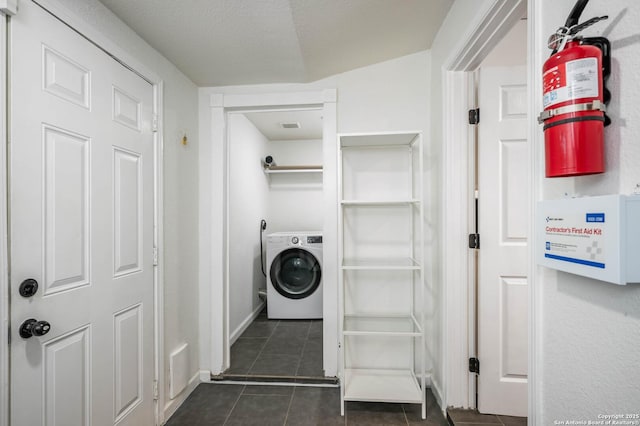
{"left": 341, "top": 199, "right": 420, "bottom": 206}
{"left": 263, "top": 165, "right": 323, "bottom": 174}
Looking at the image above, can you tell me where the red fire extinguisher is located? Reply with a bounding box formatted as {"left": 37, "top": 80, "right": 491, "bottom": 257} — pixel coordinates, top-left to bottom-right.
{"left": 538, "top": 0, "right": 610, "bottom": 178}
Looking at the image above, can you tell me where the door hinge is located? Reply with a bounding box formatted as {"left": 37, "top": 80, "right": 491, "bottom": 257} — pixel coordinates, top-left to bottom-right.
{"left": 153, "top": 380, "right": 159, "bottom": 401}
{"left": 468, "top": 108, "right": 480, "bottom": 125}
{"left": 469, "top": 357, "right": 480, "bottom": 374}
{"left": 468, "top": 233, "right": 480, "bottom": 249}
{"left": 152, "top": 114, "right": 159, "bottom": 132}
{"left": 153, "top": 247, "right": 159, "bottom": 266}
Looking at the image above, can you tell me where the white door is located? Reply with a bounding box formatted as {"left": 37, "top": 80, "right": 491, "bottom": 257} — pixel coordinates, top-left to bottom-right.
{"left": 10, "top": 2, "right": 155, "bottom": 425}
{"left": 477, "top": 65, "right": 528, "bottom": 416}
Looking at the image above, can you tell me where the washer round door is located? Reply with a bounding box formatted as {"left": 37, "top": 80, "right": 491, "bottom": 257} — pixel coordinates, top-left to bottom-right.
{"left": 270, "top": 248, "right": 321, "bottom": 299}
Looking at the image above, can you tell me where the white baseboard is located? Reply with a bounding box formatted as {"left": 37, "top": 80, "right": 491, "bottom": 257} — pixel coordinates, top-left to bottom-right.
{"left": 229, "top": 302, "right": 265, "bottom": 345}
{"left": 199, "top": 370, "right": 211, "bottom": 382}
{"left": 163, "top": 371, "right": 201, "bottom": 423}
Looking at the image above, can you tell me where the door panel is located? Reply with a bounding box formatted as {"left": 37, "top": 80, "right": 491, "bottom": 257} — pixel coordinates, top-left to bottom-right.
{"left": 113, "top": 304, "right": 143, "bottom": 422}
{"left": 43, "top": 125, "right": 91, "bottom": 294}
{"left": 10, "top": 2, "right": 155, "bottom": 425}
{"left": 113, "top": 148, "right": 142, "bottom": 277}
{"left": 42, "top": 45, "right": 91, "bottom": 109}
{"left": 43, "top": 326, "right": 91, "bottom": 426}
{"left": 477, "top": 65, "right": 528, "bottom": 417}
{"left": 500, "top": 277, "right": 528, "bottom": 378}
{"left": 500, "top": 139, "right": 527, "bottom": 242}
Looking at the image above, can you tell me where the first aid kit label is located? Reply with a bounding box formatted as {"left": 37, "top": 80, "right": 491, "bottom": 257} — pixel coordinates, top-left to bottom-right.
{"left": 544, "top": 212, "right": 606, "bottom": 269}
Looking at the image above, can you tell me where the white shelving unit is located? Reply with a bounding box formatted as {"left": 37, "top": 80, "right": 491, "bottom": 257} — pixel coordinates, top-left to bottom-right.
{"left": 338, "top": 131, "right": 425, "bottom": 419}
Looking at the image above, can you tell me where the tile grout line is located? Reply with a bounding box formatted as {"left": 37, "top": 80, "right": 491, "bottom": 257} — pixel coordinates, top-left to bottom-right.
{"left": 221, "top": 385, "right": 246, "bottom": 426}
{"left": 293, "top": 321, "right": 313, "bottom": 376}
{"left": 282, "top": 384, "right": 297, "bottom": 425}
{"left": 245, "top": 319, "right": 279, "bottom": 374}
{"left": 401, "top": 404, "right": 411, "bottom": 425}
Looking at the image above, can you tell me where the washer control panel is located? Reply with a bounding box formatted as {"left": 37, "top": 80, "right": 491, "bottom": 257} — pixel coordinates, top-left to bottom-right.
{"left": 286, "top": 235, "right": 322, "bottom": 246}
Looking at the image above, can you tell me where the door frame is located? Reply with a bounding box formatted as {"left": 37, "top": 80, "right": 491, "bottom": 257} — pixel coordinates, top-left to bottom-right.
{"left": 440, "top": 0, "right": 539, "bottom": 419}
{"left": 0, "top": 8, "right": 9, "bottom": 426}
{"left": 199, "top": 90, "right": 337, "bottom": 377}
{"left": 0, "top": 1, "right": 166, "bottom": 424}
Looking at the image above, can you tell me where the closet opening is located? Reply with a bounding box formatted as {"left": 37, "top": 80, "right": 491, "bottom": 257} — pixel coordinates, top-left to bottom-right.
{"left": 220, "top": 107, "right": 333, "bottom": 384}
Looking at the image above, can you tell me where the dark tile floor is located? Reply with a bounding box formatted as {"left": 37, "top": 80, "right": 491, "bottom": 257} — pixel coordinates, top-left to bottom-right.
{"left": 225, "top": 308, "right": 323, "bottom": 378}
{"left": 165, "top": 383, "right": 448, "bottom": 426}
{"left": 447, "top": 408, "right": 527, "bottom": 425}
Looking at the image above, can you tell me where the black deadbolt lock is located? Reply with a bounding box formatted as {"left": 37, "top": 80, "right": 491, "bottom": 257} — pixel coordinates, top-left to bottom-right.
{"left": 19, "top": 318, "right": 51, "bottom": 338}
{"left": 19, "top": 278, "right": 39, "bottom": 298}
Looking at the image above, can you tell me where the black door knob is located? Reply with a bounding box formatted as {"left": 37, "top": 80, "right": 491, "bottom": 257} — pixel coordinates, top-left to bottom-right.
{"left": 19, "top": 318, "right": 51, "bottom": 338}
{"left": 19, "top": 279, "right": 39, "bottom": 297}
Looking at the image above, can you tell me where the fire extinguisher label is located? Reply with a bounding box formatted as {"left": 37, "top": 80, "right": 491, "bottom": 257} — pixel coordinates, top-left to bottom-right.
{"left": 543, "top": 57, "right": 599, "bottom": 109}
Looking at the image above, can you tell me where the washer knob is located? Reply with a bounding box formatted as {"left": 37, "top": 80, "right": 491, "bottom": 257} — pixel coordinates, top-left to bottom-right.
{"left": 291, "top": 236, "right": 299, "bottom": 244}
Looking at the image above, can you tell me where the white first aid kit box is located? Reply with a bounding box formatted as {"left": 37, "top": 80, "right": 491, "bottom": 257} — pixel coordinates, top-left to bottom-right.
{"left": 538, "top": 194, "right": 640, "bottom": 285}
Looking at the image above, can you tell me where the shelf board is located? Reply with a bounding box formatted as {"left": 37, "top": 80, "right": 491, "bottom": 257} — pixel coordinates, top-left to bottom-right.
{"left": 342, "top": 257, "right": 421, "bottom": 270}
{"left": 343, "top": 315, "right": 422, "bottom": 336}
{"left": 264, "top": 165, "right": 323, "bottom": 174}
{"left": 343, "top": 369, "right": 422, "bottom": 403}
{"left": 341, "top": 199, "right": 420, "bottom": 206}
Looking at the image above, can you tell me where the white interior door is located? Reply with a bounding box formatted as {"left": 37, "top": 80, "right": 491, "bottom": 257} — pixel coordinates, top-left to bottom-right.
{"left": 10, "top": 2, "right": 155, "bottom": 425}
{"left": 477, "top": 65, "right": 528, "bottom": 416}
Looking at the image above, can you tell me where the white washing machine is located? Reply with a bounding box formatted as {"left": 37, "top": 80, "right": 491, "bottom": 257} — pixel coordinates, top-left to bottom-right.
{"left": 266, "top": 232, "right": 323, "bottom": 319}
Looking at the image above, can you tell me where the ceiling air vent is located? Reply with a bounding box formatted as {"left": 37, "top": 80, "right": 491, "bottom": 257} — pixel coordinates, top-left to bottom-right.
{"left": 280, "top": 122, "right": 301, "bottom": 129}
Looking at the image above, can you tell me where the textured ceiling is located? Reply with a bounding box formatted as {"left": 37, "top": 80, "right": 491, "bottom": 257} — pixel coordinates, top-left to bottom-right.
{"left": 244, "top": 109, "right": 323, "bottom": 140}
{"left": 97, "top": 0, "right": 453, "bottom": 86}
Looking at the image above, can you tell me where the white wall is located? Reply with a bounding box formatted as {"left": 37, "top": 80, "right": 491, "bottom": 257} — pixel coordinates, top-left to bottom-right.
{"left": 227, "top": 114, "right": 269, "bottom": 337}
{"left": 46, "top": 0, "right": 200, "bottom": 420}
{"left": 266, "top": 138, "right": 324, "bottom": 233}
{"left": 534, "top": 0, "right": 640, "bottom": 421}
{"left": 481, "top": 19, "right": 527, "bottom": 68}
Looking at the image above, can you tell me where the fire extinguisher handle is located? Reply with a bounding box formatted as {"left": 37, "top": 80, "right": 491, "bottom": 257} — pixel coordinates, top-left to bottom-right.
{"left": 565, "top": 0, "right": 590, "bottom": 28}
{"left": 569, "top": 16, "right": 608, "bottom": 36}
